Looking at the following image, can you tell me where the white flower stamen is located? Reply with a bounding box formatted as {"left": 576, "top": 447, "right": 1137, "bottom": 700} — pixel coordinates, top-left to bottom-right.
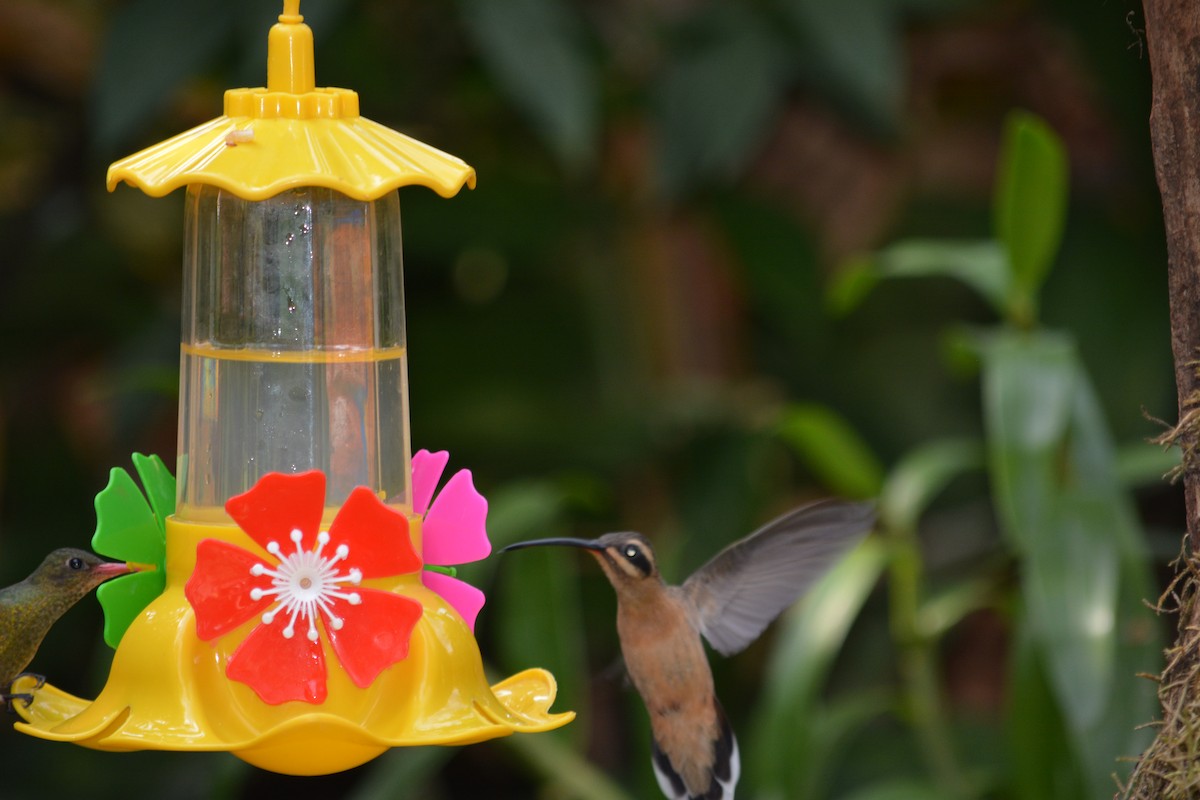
{"left": 250, "top": 529, "right": 365, "bottom": 638}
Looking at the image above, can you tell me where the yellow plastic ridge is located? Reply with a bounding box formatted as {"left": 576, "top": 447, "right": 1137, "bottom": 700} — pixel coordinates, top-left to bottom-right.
{"left": 105, "top": 1, "right": 475, "bottom": 201}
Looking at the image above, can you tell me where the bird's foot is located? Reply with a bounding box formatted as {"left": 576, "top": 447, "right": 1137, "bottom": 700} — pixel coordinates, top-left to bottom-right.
{"left": 3, "top": 693, "right": 34, "bottom": 713}
{"left": 4, "top": 673, "right": 46, "bottom": 713}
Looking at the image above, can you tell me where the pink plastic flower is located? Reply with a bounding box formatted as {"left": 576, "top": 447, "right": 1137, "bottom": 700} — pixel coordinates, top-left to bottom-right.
{"left": 413, "top": 449, "right": 491, "bottom": 631}
{"left": 185, "top": 471, "right": 424, "bottom": 705}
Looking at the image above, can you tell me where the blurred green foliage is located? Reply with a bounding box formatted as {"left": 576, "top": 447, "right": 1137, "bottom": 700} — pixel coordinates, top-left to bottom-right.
{"left": 0, "top": 1, "right": 1180, "bottom": 799}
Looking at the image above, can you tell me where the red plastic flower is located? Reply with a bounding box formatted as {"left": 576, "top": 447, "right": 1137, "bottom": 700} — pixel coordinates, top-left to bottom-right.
{"left": 185, "top": 471, "right": 423, "bottom": 705}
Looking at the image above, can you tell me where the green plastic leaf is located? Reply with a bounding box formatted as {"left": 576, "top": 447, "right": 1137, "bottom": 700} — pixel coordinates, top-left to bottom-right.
{"left": 831, "top": 239, "right": 1010, "bottom": 317}
{"left": 132, "top": 452, "right": 176, "bottom": 529}
{"left": 992, "top": 111, "right": 1068, "bottom": 318}
{"left": 458, "top": 0, "right": 598, "bottom": 171}
{"left": 880, "top": 438, "right": 985, "bottom": 533}
{"left": 91, "top": 454, "right": 174, "bottom": 648}
{"left": 92, "top": 465, "right": 169, "bottom": 565}
{"left": 654, "top": 5, "right": 789, "bottom": 194}
{"left": 750, "top": 538, "right": 888, "bottom": 796}
{"left": 95, "top": 571, "right": 167, "bottom": 650}
{"left": 777, "top": 403, "right": 884, "bottom": 498}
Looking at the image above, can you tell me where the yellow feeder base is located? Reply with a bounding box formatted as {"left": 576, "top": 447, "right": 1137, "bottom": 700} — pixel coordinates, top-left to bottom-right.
{"left": 12, "top": 517, "right": 573, "bottom": 775}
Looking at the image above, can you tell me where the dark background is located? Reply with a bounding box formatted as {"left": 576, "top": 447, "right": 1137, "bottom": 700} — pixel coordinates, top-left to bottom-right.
{"left": 0, "top": 1, "right": 1181, "bottom": 798}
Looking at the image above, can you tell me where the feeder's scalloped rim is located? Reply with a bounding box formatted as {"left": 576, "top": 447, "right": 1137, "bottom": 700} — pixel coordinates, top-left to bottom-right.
{"left": 106, "top": 114, "right": 477, "bottom": 203}
{"left": 12, "top": 667, "right": 574, "bottom": 752}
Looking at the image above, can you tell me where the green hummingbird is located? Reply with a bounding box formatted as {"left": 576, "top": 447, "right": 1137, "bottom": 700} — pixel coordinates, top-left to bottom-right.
{"left": 0, "top": 548, "right": 132, "bottom": 709}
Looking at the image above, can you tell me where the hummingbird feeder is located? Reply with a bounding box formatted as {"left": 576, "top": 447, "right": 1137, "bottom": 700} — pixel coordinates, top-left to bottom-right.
{"left": 11, "top": 0, "right": 572, "bottom": 775}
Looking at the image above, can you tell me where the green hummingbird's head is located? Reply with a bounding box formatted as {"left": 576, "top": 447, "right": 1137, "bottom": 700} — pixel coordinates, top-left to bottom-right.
{"left": 28, "top": 548, "right": 132, "bottom": 598}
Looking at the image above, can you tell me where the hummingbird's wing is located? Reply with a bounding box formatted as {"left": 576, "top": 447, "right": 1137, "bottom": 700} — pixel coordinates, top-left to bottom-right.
{"left": 681, "top": 499, "right": 874, "bottom": 656}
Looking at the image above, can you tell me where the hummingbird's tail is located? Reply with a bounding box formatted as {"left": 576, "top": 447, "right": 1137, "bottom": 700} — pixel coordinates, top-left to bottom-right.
{"left": 651, "top": 697, "right": 739, "bottom": 800}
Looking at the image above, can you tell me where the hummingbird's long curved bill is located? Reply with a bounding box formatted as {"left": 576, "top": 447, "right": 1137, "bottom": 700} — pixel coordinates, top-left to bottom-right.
{"left": 501, "top": 537, "right": 605, "bottom": 553}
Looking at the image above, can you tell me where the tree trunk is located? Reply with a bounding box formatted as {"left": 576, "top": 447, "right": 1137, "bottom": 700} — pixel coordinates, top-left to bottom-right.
{"left": 1124, "top": 2, "right": 1200, "bottom": 797}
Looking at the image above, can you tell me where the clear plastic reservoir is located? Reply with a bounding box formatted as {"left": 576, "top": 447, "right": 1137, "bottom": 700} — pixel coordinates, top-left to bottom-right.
{"left": 177, "top": 184, "right": 411, "bottom": 520}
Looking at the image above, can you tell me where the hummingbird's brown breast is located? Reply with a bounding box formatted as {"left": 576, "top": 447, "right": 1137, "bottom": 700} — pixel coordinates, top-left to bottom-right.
{"left": 617, "top": 584, "right": 721, "bottom": 796}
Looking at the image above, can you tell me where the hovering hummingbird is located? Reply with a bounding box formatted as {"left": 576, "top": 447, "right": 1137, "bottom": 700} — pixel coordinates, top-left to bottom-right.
{"left": 0, "top": 548, "right": 132, "bottom": 709}
{"left": 504, "top": 499, "right": 874, "bottom": 800}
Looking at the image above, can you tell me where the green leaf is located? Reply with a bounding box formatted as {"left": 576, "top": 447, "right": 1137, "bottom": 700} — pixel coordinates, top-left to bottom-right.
{"left": 457, "top": 0, "right": 598, "bottom": 171}
{"left": 992, "top": 111, "right": 1069, "bottom": 321}
{"left": 751, "top": 689, "right": 891, "bottom": 800}
{"left": 777, "top": 403, "right": 884, "bottom": 498}
{"left": 1006, "top": 627, "right": 1086, "bottom": 800}
{"left": 485, "top": 480, "right": 569, "bottom": 550}
{"left": 1115, "top": 440, "right": 1181, "bottom": 488}
{"left": 880, "top": 438, "right": 985, "bottom": 533}
{"left": 491, "top": 485, "right": 589, "bottom": 744}
{"left": 980, "top": 330, "right": 1159, "bottom": 797}
{"left": 750, "top": 538, "right": 888, "bottom": 796}
{"left": 838, "top": 780, "right": 958, "bottom": 800}
{"left": 346, "top": 748, "right": 454, "bottom": 800}
{"left": 979, "top": 331, "right": 1075, "bottom": 555}
{"left": 775, "top": 0, "right": 905, "bottom": 131}
{"left": 831, "top": 239, "right": 1010, "bottom": 317}
{"left": 654, "top": 5, "right": 790, "bottom": 194}
{"left": 915, "top": 575, "right": 997, "bottom": 640}
{"left": 826, "top": 256, "right": 882, "bottom": 316}
{"left": 503, "top": 728, "right": 633, "bottom": 800}
{"left": 92, "top": 0, "right": 238, "bottom": 152}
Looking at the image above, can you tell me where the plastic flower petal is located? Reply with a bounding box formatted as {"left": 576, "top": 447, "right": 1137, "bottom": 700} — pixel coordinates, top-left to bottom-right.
{"left": 423, "top": 469, "right": 490, "bottom": 564}
{"left": 190, "top": 540, "right": 275, "bottom": 640}
{"left": 412, "top": 449, "right": 449, "bottom": 517}
{"left": 325, "top": 588, "right": 424, "bottom": 687}
{"left": 185, "top": 471, "right": 424, "bottom": 705}
{"left": 227, "top": 618, "right": 328, "bottom": 705}
{"left": 413, "top": 449, "right": 492, "bottom": 631}
{"left": 422, "top": 571, "right": 486, "bottom": 631}
{"left": 91, "top": 453, "right": 174, "bottom": 648}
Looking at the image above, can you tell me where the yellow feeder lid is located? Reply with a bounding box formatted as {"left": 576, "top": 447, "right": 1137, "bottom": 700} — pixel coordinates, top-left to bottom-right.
{"left": 106, "top": 0, "right": 476, "bottom": 201}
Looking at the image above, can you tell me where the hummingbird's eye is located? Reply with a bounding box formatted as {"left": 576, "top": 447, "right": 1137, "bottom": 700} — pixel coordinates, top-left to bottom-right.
{"left": 68, "top": 557, "right": 85, "bottom": 570}
{"left": 619, "top": 543, "right": 652, "bottom": 575}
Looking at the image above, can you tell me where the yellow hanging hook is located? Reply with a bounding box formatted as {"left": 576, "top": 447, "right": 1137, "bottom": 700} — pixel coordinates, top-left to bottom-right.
{"left": 280, "top": 0, "right": 302, "bottom": 24}
{"left": 268, "top": 0, "right": 313, "bottom": 93}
